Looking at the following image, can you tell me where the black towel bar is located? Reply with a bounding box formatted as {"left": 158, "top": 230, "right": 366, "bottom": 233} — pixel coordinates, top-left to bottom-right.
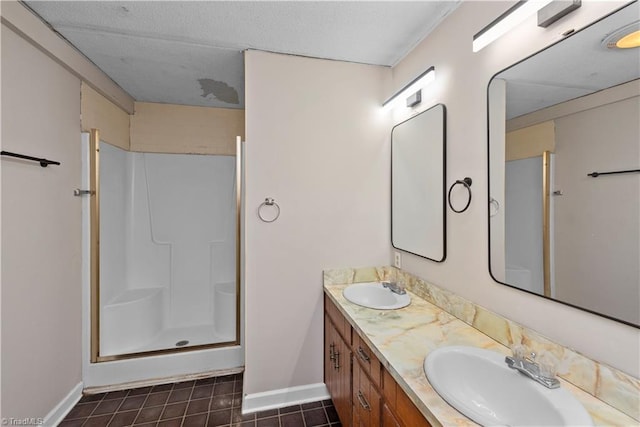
{"left": 1, "top": 150, "right": 60, "bottom": 167}
{"left": 587, "top": 169, "right": 639, "bottom": 178}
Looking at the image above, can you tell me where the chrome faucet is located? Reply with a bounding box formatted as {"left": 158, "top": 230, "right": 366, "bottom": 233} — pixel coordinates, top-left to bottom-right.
{"left": 505, "top": 350, "right": 560, "bottom": 389}
{"left": 381, "top": 281, "right": 406, "bottom": 295}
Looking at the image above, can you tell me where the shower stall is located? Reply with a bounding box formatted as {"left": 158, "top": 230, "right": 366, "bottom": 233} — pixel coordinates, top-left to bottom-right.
{"left": 82, "top": 130, "right": 243, "bottom": 386}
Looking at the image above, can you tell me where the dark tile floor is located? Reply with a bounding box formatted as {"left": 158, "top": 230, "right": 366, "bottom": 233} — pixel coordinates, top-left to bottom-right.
{"left": 59, "top": 373, "right": 341, "bottom": 427}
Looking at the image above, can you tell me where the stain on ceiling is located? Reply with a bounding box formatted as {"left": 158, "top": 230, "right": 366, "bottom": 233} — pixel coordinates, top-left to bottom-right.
{"left": 198, "top": 78, "right": 240, "bottom": 105}
{"left": 25, "top": 1, "right": 462, "bottom": 109}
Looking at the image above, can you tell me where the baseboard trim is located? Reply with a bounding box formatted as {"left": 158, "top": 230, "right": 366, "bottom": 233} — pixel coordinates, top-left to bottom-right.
{"left": 242, "top": 383, "right": 329, "bottom": 414}
{"left": 44, "top": 382, "right": 83, "bottom": 426}
{"left": 83, "top": 367, "right": 244, "bottom": 395}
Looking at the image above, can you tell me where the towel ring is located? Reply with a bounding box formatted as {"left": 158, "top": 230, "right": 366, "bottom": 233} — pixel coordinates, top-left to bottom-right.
{"left": 258, "top": 197, "right": 280, "bottom": 223}
{"left": 448, "top": 177, "right": 472, "bottom": 213}
{"left": 489, "top": 197, "right": 500, "bottom": 217}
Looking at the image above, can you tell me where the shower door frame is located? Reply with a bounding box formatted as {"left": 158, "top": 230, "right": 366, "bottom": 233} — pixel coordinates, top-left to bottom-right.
{"left": 89, "top": 129, "right": 242, "bottom": 363}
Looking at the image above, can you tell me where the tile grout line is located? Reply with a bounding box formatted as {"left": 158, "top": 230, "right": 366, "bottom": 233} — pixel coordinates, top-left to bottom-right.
{"left": 83, "top": 391, "right": 126, "bottom": 426}
{"left": 63, "top": 374, "right": 340, "bottom": 427}
{"left": 132, "top": 386, "right": 156, "bottom": 426}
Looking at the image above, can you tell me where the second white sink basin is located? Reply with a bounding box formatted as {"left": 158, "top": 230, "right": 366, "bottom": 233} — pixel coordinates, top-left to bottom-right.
{"left": 424, "top": 346, "right": 593, "bottom": 427}
{"left": 342, "top": 282, "right": 411, "bottom": 310}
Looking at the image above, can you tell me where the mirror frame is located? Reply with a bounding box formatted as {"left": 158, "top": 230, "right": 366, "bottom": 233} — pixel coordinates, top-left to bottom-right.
{"left": 486, "top": 4, "right": 639, "bottom": 328}
{"left": 391, "top": 103, "right": 447, "bottom": 263}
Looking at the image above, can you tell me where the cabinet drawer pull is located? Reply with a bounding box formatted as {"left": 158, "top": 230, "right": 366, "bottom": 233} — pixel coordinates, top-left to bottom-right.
{"left": 357, "top": 346, "right": 370, "bottom": 363}
{"left": 357, "top": 390, "right": 371, "bottom": 411}
{"left": 329, "top": 343, "right": 335, "bottom": 361}
{"left": 334, "top": 351, "right": 340, "bottom": 370}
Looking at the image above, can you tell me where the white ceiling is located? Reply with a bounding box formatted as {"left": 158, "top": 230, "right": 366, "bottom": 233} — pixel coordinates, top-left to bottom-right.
{"left": 498, "top": 1, "right": 640, "bottom": 119}
{"left": 25, "top": 1, "right": 462, "bottom": 109}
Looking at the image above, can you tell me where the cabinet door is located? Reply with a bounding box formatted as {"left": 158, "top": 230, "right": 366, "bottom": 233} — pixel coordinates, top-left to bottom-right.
{"left": 324, "top": 315, "right": 338, "bottom": 399}
{"left": 396, "top": 387, "right": 432, "bottom": 427}
{"left": 353, "top": 360, "right": 380, "bottom": 427}
{"left": 325, "top": 313, "right": 352, "bottom": 426}
{"left": 336, "top": 331, "right": 352, "bottom": 426}
{"left": 383, "top": 366, "right": 432, "bottom": 427}
{"left": 382, "top": 403, "right": 401, "bottom": 427}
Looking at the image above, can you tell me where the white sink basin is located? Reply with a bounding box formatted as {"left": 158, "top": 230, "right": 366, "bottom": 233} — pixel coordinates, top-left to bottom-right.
{"left": 342, "top": 282, "right": 411, "bottom": 310}
{"left": 424, "top": 346, "right": 592, "bottom": 427}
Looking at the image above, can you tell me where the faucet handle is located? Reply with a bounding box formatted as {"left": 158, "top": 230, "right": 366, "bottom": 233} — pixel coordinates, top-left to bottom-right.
{"left": 536, "top": 351, "right": 559, "bottom": 378}
{"left": 511, "top": 344, "right": 527, "bottom": 359}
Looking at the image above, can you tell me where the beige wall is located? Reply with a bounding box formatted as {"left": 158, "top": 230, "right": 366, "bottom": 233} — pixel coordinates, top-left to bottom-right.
{"left": 81, "top": 83, "right": 130, "bottom": 150}
{"left": 390, "top": 1, "right": 639, "bottom": 377}
{"left": 130, "top": 102, "right": 244, "bottom": 155}
{"left": 80, "top": 94, "right": 244, "bottom": 155}
{"left": 0, "top": 1, "right": 134, "bottom": 114}
{"left": 503, "top": 83, "right": 640, "bottom": 325}
{"left": 554, "top": 95, "right": 639, "bottom": 325}
{"left": 244, "top": 50, "right": 390, "bottom": 395}
{"left": 1, "top": 23, "right": 82, "bottom": 419}
{"left": 505, "top": 121, "right": 555, "bottom": 161}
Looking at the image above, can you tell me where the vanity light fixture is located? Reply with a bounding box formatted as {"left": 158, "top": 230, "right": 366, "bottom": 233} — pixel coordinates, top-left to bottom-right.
{"left": 383, "top": 66, "right": 435, "bottom": 109}
{"left": 537, "top": 0, "right": 581, "bottom": 28}
{"left": 473, "top": 0, "right": 553, "bottom": 53}
{"left": 603, "top": 22, "right": 640, "bottom": 49}
{"left": 406, "top": 90, "right": 422, "bottom": 108}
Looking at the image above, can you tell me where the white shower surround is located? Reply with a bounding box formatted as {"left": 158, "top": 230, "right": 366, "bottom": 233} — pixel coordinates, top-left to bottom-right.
{"left": 504, "top": 157, "right": 544, "bottom": 295}
{"left": 81, "top": 134, "right": 244, "bottom": 388}
{"left": 99, "top": 142, "right": 237, "bottom": 356}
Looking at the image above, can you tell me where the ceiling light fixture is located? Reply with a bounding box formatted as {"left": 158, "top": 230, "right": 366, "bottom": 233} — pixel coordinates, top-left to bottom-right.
{"left": 473, "top": 0, "right": 554, "bottom": 53}
{"left": 616, "top": 30, "right": 640, "bottom": 48}
{"left": 603, "top": 22, "right": 640, "bottom": 49}
{"left": 383, "top": 67, "right": 435, "bottom": 109}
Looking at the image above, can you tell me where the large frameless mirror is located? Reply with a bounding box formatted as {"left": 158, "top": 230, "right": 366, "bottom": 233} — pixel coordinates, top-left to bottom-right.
{"left": 488, "top": 2, "right": 639, "bottom": 327}
{"left": 392, "top": 104, "right": 446, "bottom": 262}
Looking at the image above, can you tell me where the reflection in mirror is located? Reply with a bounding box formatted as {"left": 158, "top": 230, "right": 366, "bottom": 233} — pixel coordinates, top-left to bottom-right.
{"left": 488, "top": 2, "right": 639, "bottom": 327}
{"left": 392, "top": 104, "right": 446, "bottom": 262}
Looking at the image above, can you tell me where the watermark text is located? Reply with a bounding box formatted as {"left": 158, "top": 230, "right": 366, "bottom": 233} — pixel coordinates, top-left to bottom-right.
{"left": 1, "top": 418, "right": 44, "bottom": 426}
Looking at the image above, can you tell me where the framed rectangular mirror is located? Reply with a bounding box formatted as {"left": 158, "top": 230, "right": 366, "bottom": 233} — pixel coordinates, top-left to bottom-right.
{"left": 488, "top": 2, "right": 639, "bottom": 327}
{"left": 392, "top": 104, "right": 446, "bottom": 262}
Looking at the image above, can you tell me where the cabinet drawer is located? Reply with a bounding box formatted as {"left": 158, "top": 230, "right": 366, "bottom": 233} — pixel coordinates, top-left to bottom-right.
{"left": 353, "top": 359, "right": 381, "bottom": 427}
{"left": 353, "top": 332, "right": 381, "bottom": 389}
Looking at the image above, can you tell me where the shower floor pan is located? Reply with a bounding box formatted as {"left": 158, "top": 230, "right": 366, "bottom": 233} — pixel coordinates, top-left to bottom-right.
{"left": 102, "top": 324, "right": 236, "bottom": 357}
{"left": 136, "top": 324, "right": 236, "bottom": 354}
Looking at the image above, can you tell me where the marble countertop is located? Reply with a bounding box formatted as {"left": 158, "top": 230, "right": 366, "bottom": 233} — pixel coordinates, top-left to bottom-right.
{"left": 324, "top": 283, "right": 636, "bottom": 427}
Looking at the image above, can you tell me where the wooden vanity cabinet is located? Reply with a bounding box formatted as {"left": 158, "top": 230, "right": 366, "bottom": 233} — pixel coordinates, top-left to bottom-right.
{"left": 324, "top": 298, "right": 352, "bottom": 425}
{"left": 382, "top": 403, "right": 401, "bottom": 427}
{"left": 353, "top": 333, "right": 381, "bottom": 389}
{"left": 353, "top": 358, "right": 381, "bottom": 426}
{"left": 383, "top": 369, "right": 432, "bottom": 427}
{"left": 352, "top": 331, "right": 382, "bottom": 426}
{"left": 324, "top": 294, "right": 432, "bottom": 427}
